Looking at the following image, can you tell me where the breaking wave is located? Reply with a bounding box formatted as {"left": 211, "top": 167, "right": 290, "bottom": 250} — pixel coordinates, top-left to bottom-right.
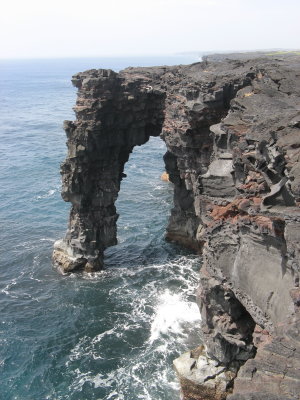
{"left": 64, "top": 256, "right": 201, "bottom": 400}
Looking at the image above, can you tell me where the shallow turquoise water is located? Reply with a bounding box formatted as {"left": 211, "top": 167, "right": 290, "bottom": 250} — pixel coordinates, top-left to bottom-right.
{"left": 0, "top": 56, "right": 202, "bottom": 400}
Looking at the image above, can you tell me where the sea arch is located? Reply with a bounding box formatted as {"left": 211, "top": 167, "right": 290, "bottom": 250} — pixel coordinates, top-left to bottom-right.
{"left": 53, "top": 64, "right": 240, "bottom": 272}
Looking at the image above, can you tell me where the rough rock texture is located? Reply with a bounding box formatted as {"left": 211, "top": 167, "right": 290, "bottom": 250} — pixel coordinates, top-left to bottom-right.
{"left": 174, "top": 346, "right": 239, "bottom": 399}
{"left": 53, "top": 69, "right": 166, "bottom": 271}
{"left": 54, "top": 53, "right": 300, "bottom": 399}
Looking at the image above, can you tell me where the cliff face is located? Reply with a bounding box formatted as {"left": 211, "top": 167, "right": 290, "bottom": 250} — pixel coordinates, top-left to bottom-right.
{"left": 53, "top": 54, "right": 300, "bottom": 399}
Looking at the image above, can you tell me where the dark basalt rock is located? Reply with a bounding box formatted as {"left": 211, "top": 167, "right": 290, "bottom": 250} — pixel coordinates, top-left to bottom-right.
{"left": 53, "top": 53, "right": 300, "bottom": 399}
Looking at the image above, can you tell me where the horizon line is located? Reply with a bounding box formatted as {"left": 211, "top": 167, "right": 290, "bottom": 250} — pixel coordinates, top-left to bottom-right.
{"left": 1, "top": 48, "right": 298, "bottom": 62}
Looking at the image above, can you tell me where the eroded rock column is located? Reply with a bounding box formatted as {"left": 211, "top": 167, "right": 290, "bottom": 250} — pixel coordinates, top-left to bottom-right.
{"left": 53, "top": 69, "right": 165, "bottom": 272}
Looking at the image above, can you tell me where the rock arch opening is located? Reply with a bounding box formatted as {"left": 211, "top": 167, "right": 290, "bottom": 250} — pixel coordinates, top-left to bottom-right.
{"left": 104, "top": 136, "right": 174, "bottom": 266}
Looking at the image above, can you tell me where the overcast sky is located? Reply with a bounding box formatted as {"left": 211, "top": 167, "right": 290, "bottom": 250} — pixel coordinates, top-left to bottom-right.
{"left": 1, "top": 0, "right": 299, "bottom": 59}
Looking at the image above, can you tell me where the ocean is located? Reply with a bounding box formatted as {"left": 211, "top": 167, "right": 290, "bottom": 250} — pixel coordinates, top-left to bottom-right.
{"left": 0, "top": 55, "right": 202, "bottom": 400}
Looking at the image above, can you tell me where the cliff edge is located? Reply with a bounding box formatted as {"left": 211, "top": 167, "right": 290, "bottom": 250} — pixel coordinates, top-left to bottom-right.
{"left": 53, "top": 53, "right": 300, "bottom": 399}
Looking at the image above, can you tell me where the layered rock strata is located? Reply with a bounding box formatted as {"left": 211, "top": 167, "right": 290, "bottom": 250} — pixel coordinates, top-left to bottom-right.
{"left": 54, "top": 53, "right": 300, "bottom": 399}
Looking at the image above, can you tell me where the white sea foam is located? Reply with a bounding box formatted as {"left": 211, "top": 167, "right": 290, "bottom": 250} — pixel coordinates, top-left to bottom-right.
{"left": 36, "top": 188, "right": 56, "bottom": 200}
{"left": 1, "top": 270, "right": 26, "bottom": 298}
{"left": 92, "top": 327, "right": 117, "bottom": 344}
{"left": 40, "top": 237, "right": 56, "bottom": 242}
{"left": 65, "top": 256, "right": 201, "bottom": 400}
{"left": 1, "top": 282, "right": 18, "bottom": 298}
{"left": 150, "top": 289, "right": 201, "bottom": 342}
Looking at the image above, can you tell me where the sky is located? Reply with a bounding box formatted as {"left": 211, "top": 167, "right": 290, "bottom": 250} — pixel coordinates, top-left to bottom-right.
{"left": 0, "top": 0, "right": 299, "bottom": 59}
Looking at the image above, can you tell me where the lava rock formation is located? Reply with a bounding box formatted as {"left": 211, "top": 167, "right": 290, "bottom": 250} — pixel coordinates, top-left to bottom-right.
{"left": 53, "top": 53, "right": 300, "bottom": 399}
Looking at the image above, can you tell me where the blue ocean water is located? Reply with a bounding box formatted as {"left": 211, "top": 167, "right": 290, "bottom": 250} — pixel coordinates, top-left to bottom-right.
{"left": 0, "top": 56, "right": 202, "bottom": 400}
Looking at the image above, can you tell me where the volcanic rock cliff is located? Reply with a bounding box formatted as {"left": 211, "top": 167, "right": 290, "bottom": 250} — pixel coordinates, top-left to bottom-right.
{"left": 53, "top": 53, "right": 300, "bottom": 399}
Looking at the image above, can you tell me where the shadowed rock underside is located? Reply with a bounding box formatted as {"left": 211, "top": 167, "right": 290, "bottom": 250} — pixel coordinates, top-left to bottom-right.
{"left": 53, "top": 53, "right": 300, "bottom": 399}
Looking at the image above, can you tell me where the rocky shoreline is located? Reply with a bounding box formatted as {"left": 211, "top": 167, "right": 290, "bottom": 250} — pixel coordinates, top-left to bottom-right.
{"left": 53, "top": 53, "right": 300, "bottom": 399}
